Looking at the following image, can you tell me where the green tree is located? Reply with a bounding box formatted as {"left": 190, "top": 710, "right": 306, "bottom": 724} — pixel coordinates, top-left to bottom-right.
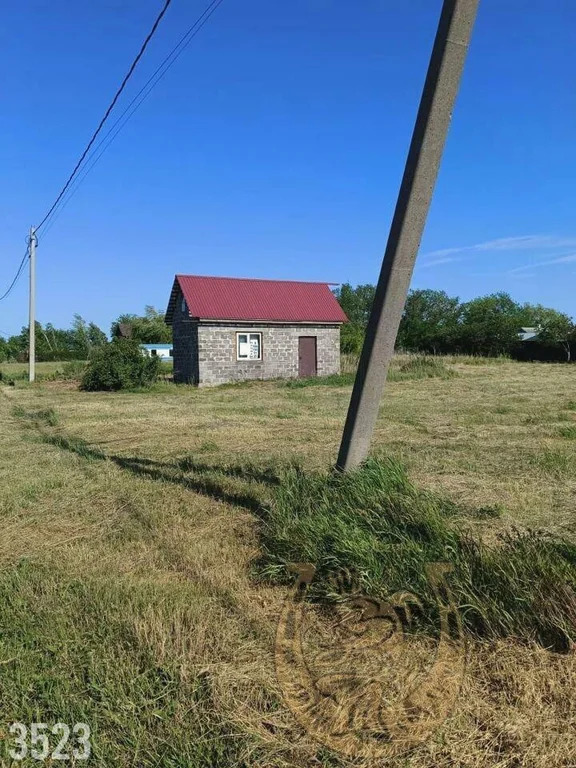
{"left": 333, "top": 283, "right": 376, "bottom": 326}
{"left": 0, "top": 337, "right": 8, "bottom": 363}
{"left": 523, "top": 305, "right": 575, "bottom": 361}
{"left": 333, "top": 283, "right": 376, "bottom": 354}
{"left": 70, "top": 315, "right": 108, "bottom": 358}
{"left": 5, "top": 332, "right": 26, "bottom": 361}
{"left": 1, "top": 318, "right": 107, "bottom": 362}
{"left": 397, "top": 289, "right": 461, "bottom": 353}
{"left": 88, "top": 322, "right": 108, "bottom": 348}
{"left": 340, "top": 322, "right": 365, "bottom": 355}
{"left": 111, "top": 306, "right": 172, "bottom": 343}
{"left": 70, "top": 315, "right": 90, "bottom": 358}
{"left": 457, "top": 293, "right": 525, "bottom": 356}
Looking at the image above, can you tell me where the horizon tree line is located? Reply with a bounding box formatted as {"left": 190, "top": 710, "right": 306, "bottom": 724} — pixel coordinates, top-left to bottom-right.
{"left": 1, "top": 290, "right": 574, "bottom": 363}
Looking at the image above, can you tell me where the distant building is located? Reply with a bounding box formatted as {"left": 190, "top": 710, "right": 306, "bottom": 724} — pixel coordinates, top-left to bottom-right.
{"left": 140, "top": 343, "right": 173, "bottom": 362}
{"left": 518, "top": 326, "right": 540, "bottom": 342}
{"left": 117, "top": 323, "right": 133, "bottom": 339}
{"left": 165, "top": 274, "right": 347, "bottom": 386}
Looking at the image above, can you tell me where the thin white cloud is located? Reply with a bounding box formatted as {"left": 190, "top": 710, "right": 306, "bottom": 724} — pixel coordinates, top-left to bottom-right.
{"left": 421, "top": 235, "right": 576, "bottom": 262}
{"left": 419, "top": 256, "right": 460, "bottom": 269}
{"left": 508, "top": 253, "right": 576, "bottom": 275}
{"left": 421, "top": 246, "right": 469, "bottom": 259}
{"left": 476, "top": 236, "right": 576, "bottom": 251}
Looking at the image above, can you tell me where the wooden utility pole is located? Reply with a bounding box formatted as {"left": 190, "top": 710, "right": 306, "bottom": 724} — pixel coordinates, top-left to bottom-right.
{"left": 337, "top": 0, "right": 479, "bottom": 471}
{"left": 29, "top": 226, "right": 37, "bottom": 383}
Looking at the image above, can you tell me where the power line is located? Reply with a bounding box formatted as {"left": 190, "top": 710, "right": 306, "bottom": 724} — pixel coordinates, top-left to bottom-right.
{"left": 36, "top": 0, "right": 174, "bottom": 233}
{"left": 4, "top": 1, "right": 224, "bottom": 335}
{"left": 39, "top": 0, "right": 225, "bottom": 238}
{"left": 0, "top": 248, "right": 30, "bottom": 302}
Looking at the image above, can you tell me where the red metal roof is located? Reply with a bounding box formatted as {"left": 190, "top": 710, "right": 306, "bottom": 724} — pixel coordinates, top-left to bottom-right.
{"left": 166, "top": 275, "right": 347, "bottom": 324}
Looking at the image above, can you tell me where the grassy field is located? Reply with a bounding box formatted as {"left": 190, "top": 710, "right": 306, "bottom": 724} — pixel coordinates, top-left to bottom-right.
{"left": 0, "top": 359, "right": 172, "bottom": 382}
{"left": 0, "top": 361, "right": 79, "bottom": 378}
{"left": 1, "top": 356, "right": 575, "bottom": 766}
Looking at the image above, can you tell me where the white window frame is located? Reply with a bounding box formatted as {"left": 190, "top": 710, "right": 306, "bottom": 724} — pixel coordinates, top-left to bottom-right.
{"left": 236, "top": 332, "right": 262, "bottom": 361}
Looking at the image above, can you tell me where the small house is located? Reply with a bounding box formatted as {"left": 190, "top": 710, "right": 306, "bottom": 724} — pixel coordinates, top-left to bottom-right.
{"left": 518, "top": 327, "right": 540, "bottom": 342}
{"left": 165, "top": 275, "right": 347, "bottom": 386}
{"left": 140, "top": 343, "right": 173, "bottom": 362}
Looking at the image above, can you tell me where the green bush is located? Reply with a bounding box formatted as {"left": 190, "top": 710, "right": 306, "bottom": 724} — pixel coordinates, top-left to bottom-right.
{"left": 80, "top": 340, "right": 161, "bottom": 392}
{"left": 340, "top": 322, "right": 365, "bottom": 354}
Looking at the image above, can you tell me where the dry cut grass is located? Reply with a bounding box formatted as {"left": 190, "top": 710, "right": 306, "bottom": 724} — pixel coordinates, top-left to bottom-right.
{"left": 0, "top": 355, "right": 575, "bottom": 766}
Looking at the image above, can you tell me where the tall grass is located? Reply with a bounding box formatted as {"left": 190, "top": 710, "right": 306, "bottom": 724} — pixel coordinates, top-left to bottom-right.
{"left": 340, "top": 353, "right": 359, "bottom": 375}
{"left": 258, "top": 459, "right": 576, "bottom": 649}
{"left": 282, "top": 373, "right": 355, "bottom": 388}
{"left": 12, "top": 405, "right": 59, "bottom": 427}
{"left": 285, "top": 356, "right": 455, "bottom": 388}
{"left": 388, "top": 355, "right": 455, "bottom": 381}
{"left": 446, "top": 354, "right": 512, "bottom": 365}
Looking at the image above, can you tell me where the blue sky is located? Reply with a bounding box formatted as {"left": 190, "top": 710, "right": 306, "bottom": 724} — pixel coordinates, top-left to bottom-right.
{"left": 1, "top": 0, "right": 575, "bottom": 337}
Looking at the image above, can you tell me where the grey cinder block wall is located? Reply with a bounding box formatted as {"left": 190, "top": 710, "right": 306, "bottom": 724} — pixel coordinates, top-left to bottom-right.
{"left": 197, "top": 323, "right": 340, "bottom": 386}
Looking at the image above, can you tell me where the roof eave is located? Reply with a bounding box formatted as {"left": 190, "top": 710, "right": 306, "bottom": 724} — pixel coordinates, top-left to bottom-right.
{"left": 194, "top": 317, "right": 345, "bottom": 324}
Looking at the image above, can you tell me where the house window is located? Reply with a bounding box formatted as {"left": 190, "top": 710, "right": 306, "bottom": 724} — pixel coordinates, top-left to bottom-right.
{"left": 151, "top": 349, "right": 158, "bottom": 356}
{"left": 236, "top": 332, "right": 262, "bottom": 361}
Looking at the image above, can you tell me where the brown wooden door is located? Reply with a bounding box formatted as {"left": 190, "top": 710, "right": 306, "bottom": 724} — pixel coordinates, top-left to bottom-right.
{"left": 298, "top": 336, "right": 317, "bottom": 377}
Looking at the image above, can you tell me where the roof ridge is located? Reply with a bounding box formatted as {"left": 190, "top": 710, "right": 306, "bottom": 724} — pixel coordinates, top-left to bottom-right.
{"left": 176, "top": 274, "right": 339, "bottom": 285}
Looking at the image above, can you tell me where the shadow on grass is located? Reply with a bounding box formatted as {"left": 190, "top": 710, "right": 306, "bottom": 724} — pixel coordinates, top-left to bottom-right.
{"left": 175, "top": 455, "right": 281, "bottom": 486}
{"left": 21, "top": 408, "right": 576, "bottom": 651}
{"left": 41, "top": 432, "right": 278, "bottom": 514}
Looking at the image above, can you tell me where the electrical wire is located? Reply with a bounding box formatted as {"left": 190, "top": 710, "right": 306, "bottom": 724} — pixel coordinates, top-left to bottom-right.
{"left": 35, "top": 0, "right": 174, "bottom": 233}
{"left": 38, "top": 0, "right": 225, "bottom": 238}
{"left": 0, "top": 248, "right": 30, "bottom": 302}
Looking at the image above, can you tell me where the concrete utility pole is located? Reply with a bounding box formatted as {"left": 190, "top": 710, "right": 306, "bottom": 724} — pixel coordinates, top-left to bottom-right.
{"left": 336, "top": 0, "right": 479, "bottom": 471}
{"left": 29, "top": 226, "right": 37, "bottom": 383}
